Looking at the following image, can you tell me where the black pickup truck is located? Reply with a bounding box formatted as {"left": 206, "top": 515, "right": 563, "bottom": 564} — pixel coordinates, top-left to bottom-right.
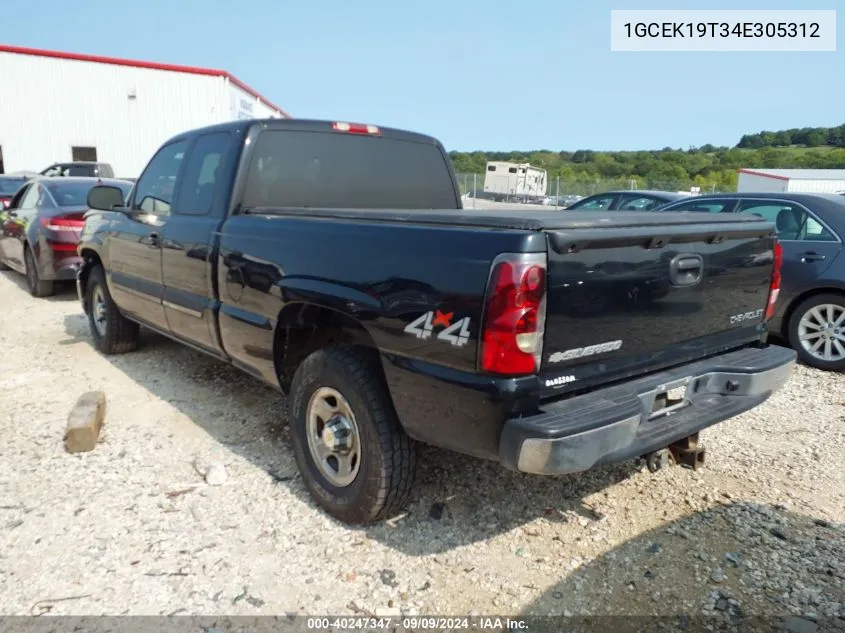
{"left": 76, "top": 118, "right": 796, "bottom": 524}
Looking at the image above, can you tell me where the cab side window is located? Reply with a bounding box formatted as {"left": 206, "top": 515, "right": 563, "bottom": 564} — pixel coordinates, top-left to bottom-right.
{"left": 132, "top": 140, "right": 189, "bottom": 214}
{"left": 173, "top": 132, "right": 233, "bottom": 216}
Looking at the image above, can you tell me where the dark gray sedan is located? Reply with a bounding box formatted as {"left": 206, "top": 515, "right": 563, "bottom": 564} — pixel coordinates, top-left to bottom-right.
{"left": 657, "top": 192, "right": 845, "bottom": 372}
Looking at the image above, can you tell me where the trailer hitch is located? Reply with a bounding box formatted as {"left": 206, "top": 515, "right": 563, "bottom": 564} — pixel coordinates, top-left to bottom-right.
{"left": 668, "top": 432, "right": 706, "bottom": 470}
{"left": 643, "top": 433, "right": 706, "bottom": 472}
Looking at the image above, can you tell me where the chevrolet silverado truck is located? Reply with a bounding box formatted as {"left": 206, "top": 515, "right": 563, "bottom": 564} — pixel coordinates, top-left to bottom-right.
{"left": 76, "top": 118, "right": 796, "bottom": 524}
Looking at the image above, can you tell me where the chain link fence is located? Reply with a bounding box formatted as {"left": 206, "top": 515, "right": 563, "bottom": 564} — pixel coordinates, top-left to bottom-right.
{"left": 454, "top": 173, "right": 732, "bottom": 200}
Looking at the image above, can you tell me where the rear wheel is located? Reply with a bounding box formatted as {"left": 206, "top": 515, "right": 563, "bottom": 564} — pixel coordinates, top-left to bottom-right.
{"left": 288, "top": 346, "right": 417, "bottom": 525}
{"left": 85, "top": 264, "right": 140, "bottom": 354}
{"left": 24, "top": 246, "right": 54, "bottom": 298}
{"left": 787, "top": 293, "right": 845, "bottom": 372}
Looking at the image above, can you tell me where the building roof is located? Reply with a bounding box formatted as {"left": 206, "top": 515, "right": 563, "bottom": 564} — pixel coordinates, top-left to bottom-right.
{"left": 0, "top": 43, "right": 290, "bottom": 118}
{"left": 738, "top": 168, "right": 845, "bottom": 181}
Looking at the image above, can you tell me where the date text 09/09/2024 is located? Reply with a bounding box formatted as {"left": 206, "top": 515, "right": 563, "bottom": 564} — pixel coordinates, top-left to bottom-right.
{"left": 306, "top": 616, "right": 529, "bottom": 630}
{"left": 623, "top": 22, "right": 821, "bottom": 39}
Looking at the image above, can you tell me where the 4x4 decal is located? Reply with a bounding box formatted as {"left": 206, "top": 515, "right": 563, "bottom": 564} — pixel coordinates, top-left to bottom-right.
{"left": 404, "top": 310, "right": 471, "bottom": 347}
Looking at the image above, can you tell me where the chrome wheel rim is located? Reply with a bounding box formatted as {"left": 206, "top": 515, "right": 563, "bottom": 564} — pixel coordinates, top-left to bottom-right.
{"left": 305, "top": 387, "right": 361, "bottom": 487}
{"left": 92, "top": 285, "right": 108, "bottom": 337}
{"left": 798, "top": 303, "right": 845, "bottom": 363}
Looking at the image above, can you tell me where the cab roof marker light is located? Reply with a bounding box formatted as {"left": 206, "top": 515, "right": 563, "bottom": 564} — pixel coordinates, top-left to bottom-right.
{"left": 332, "top": 121, "right": 381, "bottom": 135}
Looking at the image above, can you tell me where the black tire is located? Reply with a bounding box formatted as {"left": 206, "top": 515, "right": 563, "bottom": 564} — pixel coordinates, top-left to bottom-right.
{"left": 24, "top": 246, "right": 54, "bottom": 298}
{"left": 787, "top": 293, "right": 845, "bottom": 372}
{"left": 85, "top": 264, "right": 140, "bottom": 354}
{"left": 0, "top": 257, "right": 9, "bottom": 271}
{"left": 288, "top": 346, "right": 417, "bottom": 525}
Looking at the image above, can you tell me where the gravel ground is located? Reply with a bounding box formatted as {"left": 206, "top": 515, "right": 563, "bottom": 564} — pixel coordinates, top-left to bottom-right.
{"left": 0, "top": 270, "right": 843, "bottom": 626}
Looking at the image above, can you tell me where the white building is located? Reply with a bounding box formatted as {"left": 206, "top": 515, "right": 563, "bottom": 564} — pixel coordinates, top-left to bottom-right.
{"left": 0, "top": 44, "right": 289, "bottom": 178}
{"left": 736, "top": 168, "right": 845, "bottom": 194}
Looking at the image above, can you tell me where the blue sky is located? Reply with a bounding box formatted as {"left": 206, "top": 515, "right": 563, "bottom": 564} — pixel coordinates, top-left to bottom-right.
{"left": 4, "top": 0, "right": 842, "bottom": 152}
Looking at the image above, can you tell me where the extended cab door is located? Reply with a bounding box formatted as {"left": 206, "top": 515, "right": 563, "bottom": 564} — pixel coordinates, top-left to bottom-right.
{"left": 160, "top": 130, "right": 238, "bottom": 355}
{"left": 105, "top": 139, "right": 189, "bottom": 329}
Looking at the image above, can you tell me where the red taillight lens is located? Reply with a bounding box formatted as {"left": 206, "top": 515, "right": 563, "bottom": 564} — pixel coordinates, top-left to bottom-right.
{"left": 40, "top": 217, "right": 85, "bottom": 231}
{"left": 765, "top": 241, "right": 783, "bottom": 320}
{"left": 480, "top": 253, "right": 547, "bottom": 376}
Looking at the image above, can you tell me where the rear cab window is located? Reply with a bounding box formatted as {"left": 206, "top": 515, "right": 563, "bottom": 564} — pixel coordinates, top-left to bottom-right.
{"left": 240, "top": 129, "right": 459, "bottom": 210}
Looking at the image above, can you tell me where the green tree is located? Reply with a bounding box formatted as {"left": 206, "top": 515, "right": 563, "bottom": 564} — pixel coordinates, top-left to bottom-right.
{"left": 773, "top": 131, "right": 792, "bottom": 146}
{"left": 805, "top": 131, "right": 826, "bottom": 147}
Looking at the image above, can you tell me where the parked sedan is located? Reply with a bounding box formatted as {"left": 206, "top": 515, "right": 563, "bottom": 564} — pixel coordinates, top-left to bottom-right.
{"left": 0, "top": 177, "right": 132, "bottom": 297}
{"left": 657, "top": 192, "right": 845, "bottom": 372}
{"left": 0, "top": 175, "right": 28, "bottom": 209}
{"left": 563, "top": 189, "right": 689, "bottom": 211}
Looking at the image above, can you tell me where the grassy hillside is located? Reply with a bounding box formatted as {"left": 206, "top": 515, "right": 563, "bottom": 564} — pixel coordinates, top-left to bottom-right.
{"left": 449, "top": 124, "right": 845, "bottom": 192}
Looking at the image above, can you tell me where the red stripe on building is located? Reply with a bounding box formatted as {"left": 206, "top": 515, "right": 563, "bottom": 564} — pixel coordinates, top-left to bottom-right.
{"left": 737, "top": 169, "right": 790, "bottom": 181}
{"left": 0, "top": 43, "right": 290, "bottom": 118}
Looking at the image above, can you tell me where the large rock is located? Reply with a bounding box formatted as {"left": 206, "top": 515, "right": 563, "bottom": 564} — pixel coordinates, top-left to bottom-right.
{"left": 64, "top": 391, "right": 107, "bottom": 453}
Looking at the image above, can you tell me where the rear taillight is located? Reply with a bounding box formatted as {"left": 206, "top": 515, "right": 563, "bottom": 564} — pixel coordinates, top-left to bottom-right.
{"left": 40, "top": 217, "right": 85, "bottom": 231}
{"left": 332, "top": 121, "right": 380, "bottom": 135}
{"left": 479, "top": 252, "right": 547, "bottom": 376}
{"left": 765, "top": 241, "right": 783, "bottom": 320}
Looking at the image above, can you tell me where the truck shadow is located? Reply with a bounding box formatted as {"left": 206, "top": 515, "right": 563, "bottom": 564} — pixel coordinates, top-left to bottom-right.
{"left": 517, "top": 503, "right": 844, "bottom": 632}
{"left": 62, "top": 313, "right": 656, "bottom": 555}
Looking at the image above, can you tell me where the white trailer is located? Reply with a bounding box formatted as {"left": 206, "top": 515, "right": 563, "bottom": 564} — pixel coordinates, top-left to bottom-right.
{"left": 737, "top": 169, "right": 845, "bottom": 194}
{"left": 483, "top": 161, "right": 547, "bottom": 199}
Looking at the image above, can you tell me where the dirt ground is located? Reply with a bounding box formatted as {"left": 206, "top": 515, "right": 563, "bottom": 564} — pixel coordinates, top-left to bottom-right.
{"left": 0, "top": 270, "right": 843, "bottom": 628}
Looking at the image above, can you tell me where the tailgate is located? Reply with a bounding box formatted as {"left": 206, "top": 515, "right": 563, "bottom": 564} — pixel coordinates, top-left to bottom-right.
{"left": 540, "top": 213, "right": 777, "bottom": 391}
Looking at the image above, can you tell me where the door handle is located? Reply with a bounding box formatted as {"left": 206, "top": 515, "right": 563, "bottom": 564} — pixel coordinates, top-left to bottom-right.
{"left": 148, "top": 232, "right": 160, "bottom": 248}
{"left": 800, "top": 251, "right": 825, "bottom": 263}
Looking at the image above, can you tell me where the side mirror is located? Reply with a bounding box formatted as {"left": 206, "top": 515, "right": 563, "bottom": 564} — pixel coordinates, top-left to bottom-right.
{"left": 87, "top": 185, "right": 126, "bottom": 211}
